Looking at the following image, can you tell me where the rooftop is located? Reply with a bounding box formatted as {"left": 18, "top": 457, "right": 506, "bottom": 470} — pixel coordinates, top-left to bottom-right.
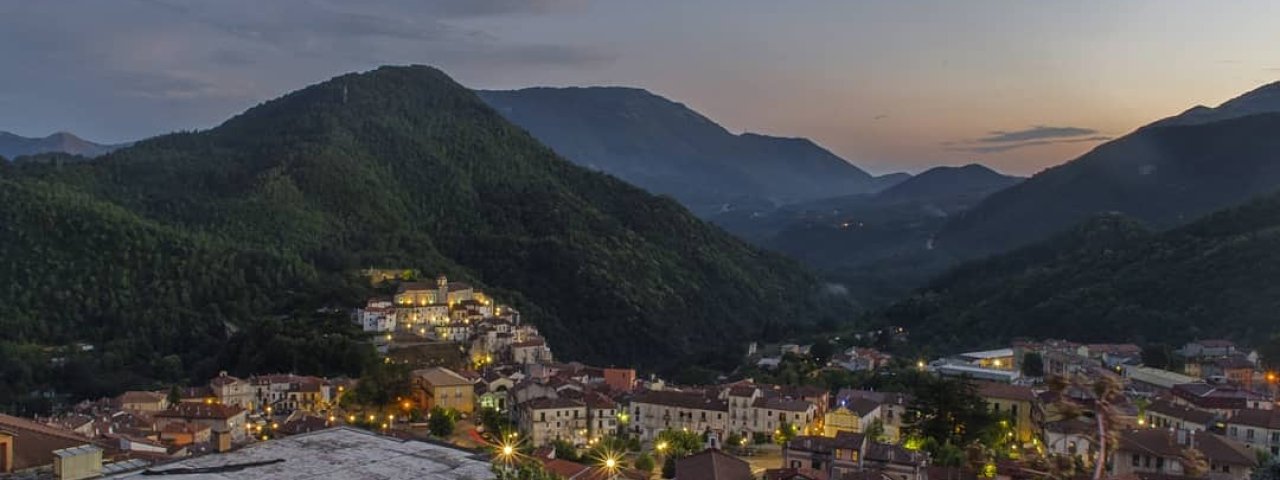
{"left": 675, "top": 448, "right": 754, "bottom": 480}
{"left": 956, "top": 348, "right": 1014, "bottom": 360}
{"left": 105, "top": 427, "right": 491, "bottom": 479}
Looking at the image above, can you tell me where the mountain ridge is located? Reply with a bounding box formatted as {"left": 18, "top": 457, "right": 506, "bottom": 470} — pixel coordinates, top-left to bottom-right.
{"left": 477, "top": 86, "right": 888, "bottom": 215}
{"left": 0, "top": 130, "right": 125, "bottom": 159}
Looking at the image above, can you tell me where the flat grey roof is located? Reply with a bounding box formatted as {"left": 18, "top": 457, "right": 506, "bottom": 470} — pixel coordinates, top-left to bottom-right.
{"left": 106, "top": 427, "right": 493, "bottom": 479}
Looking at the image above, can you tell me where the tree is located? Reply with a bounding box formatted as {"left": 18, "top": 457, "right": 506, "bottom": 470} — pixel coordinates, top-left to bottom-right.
{"left": 774, "top": 421, "right": 798, "bottom": 445}
{"left": 662, "top": 456, "right": 677, "bottom": 479}
{"left": 865, "top": 418, "right": 886, "bottom": 442}
{"left": 656, "top": 429, "right": 703, "bottom": 458}
{"left": 166, "top": 385, "right": 182, "bottom": 406}
{"left": 904, "top": 377, "right": 998, "bottom": 451}
{"left": 634, "top": 452, "right": 655, "bottom": 473}
{"left": 810, "top": 339, "right": 835, "bottom": 365}
{"left": 428, "top": 406, "right": 456, "bottom": 437}
{"left": 551, "top": 439, "right": 580, "bottom": 462}
{"left": 1021, "top": 352, "right": 1045, "bottom": 378}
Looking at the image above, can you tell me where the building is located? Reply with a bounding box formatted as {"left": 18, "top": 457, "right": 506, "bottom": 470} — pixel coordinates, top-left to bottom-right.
{"left": 1171, "top": 383, "right": 1269, "bottom": 415}
{"left": 210, "top": 372, "right": 254, "bottom": 410}
{"left": 584, "top": 392, "right": 620, "bottom": 439}
{"left": 104, "top": 426, "right": 492, "bottom": 479}
{"left": 675, "top": 449, "right": 754, "bottom": 480}
{"left": 784, "top": 432, "right": 926, "bottom": 480}
{"left": 753, "top": 396, "right": 820, "bottom": 437}
{"left": 1145, "top": 398, "right": 1215, "bottom": 432}
{"left": 1224, "top": 408, "right": 1280, "bottom": 456}
{"left": 974, "top": 382, "right": 1040, "bottom": 445}
{"left": 824, "top": 397, "right": 880, "bottom": 437}
{"left": 1112, "top": 429, "right": 1256, "bottom": 480}
{"left": 1122, "top": 365, "right": 1198, "bottom": 392}
{"left": 601, "top": 368, "right": 636, "bottom": 393}
{"left": 1043, "top": 417, "right": 1096, "bottom": 467}
{"left": 115, "top": 391, "right": 169, "bottom": 413}
{"left": 834, "top": 390, "right": 911, "bottom": 443}
{"left": 413, "top": 367, "right": 475, "bottom": 415}
{"left": 518, "top": 397, "right": 588, "bottom": 447}
{"left": 0, "top": 413, "right": 99, "bottom": 476}
{"left": 153, "top": 403, "right": 249, "bottom": 443}
{"left": 1182, "top": 339, "right": 1238, "bottom": 359}
{"left": 357, "top": 302, "right": 398, "bottom": 333}
{"left": 512, "top": 338, "right": 554, "bottom": 365}
{"left": 629, "top": 390, "right": 728, "bottom": 442}
{"left": 159, "top": 422, "right": 212, "bottom": 447}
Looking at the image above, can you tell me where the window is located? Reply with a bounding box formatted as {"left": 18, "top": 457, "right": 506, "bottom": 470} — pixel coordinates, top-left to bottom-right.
{"left": 1144, "top": 456, "right": 1151, "bottom": 468}
{"left": 1156, "top": 457, "right": 1164, "bottom": 470}
{"left": 1131, "top": 454, "right": 1140, "bottom": 467}
{"left": 1230, "top": 426, "right": 1238, "bottom": 436}
{"left": 540, "top": 413, "right": 546, "bottom": 422}
{"left": 1248, "top": 429, "right": 1255, "bottom": 440}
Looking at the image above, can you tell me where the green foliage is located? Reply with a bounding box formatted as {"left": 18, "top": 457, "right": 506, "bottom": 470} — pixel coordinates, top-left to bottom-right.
{"left": 0, "top": 66, "right": 849, "bottom": 410}
{"left": 1021, "top": 352, "right": 1044, "bottom": 378}
{"left": 166, "top": 385, "right": 181, "bottom": 406}
{"left": 904, "top": 376, "right": 998, "bottom": 451}
{"left": 656, "top": 429, "right": 703, "bottom": 458}
{"left": 493, "top": 461, "right": 562, "bottom": 480}
{"left": 774, "top": 421, "right": 799, "bottom": 445}
{"left": 879, "top": 195, "right": 1280, "bottom": 350}
{"left": 551, "top": 439, "right": 580, "bottom": 462}
{"left": 633, "top": 452, "right": 655, "bottom": 473}
{"left": 348, "top": 362, "right": 412, "bottom": 408}
{"left": 428, "top": 406, "right": 458, "bottom": 438}
{"left": 661, "top": 456, "right": 677, "bottom": 479}
{"left": 809, "top": 339, "right": 835, "bottom": 365}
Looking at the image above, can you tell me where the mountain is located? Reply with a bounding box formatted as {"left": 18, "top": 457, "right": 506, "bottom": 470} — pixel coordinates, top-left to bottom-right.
{"left": 477, "top": 87, "right": 891, "bottom": 215}
{"left": 876, "top": 164, "right": 1022, "bottom": 203}
{"left": 938, "top": 108, "right": 1280, "bottom": 257}
{"left": 1150, "top": 81, "right": 1280, "bottom": 127}
{"left": 0, "top": 131, "right": 123, "bottom": 159}
{"left": 0, "top": 66, "right": 849, "bottom": 403}
{"left": 708, "top": 164, "right": 1020, "bottom": 305}
{"left": 878, "top": 190, "right": 1280, "bottom": 351}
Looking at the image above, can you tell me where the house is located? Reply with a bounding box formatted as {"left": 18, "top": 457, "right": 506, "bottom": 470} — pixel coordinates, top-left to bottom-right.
{"left": 753, "top": 396, "right": 820, "bottom": 437}
{"left": 1182, "top": 339, "right": 1237, "bottom": 359}
{"left": 1122, "top": 365, "right": 1198, "bottom": 393}
{"left": 1171, "top": 383, "right": 1268, "bottom": 415}
{"left": 784, "top": 432, "right": 926, "bottom": 480}
{"left": 210, "top": 371, "right": 254, "bottom": 409}
{"left": 115, "top": 391, "right": 169, "bottom": 413}
{"left": 1112, "top": 429, "right": 1255, "bottom": 480}
{"left": 1145, "top": 398, "right": 1215, "bottom": 432}
{"left": 974, "top": 382, "right": 1040, "bottom": 445}
{"left": 1224, "top": 408, "right": 1280, "bottom": 456}
{"left": 1043, "top": 417, "right": 1096, "bottom": 467}
{"left": 676, "top": 448, "right": 755, "bottom": 480}
{"left": 153, "top": 403, "right": 248, "bottom": 443}
{"left": 517, "top": 397, "right": 588, "bottom": 447}
{"left": 824, "top": 397, "right": 880, "bottom": 437}
{"left": 601, "top": 368, "right": 637, "bottom": 393}
{"left": 584, "top": 392, "right": 619, "bottom": 439}
{"left": 158, "top": 422, "right": 212, "bottom": 447}
{"left": 357, "top": 302, "right": 397, "bottom": 333}
{"left": 539, "top": 457, "right": 648, "bottom": 480}
{"left": 628, "top": 390, "right": 728, "bottom": 442}
{"left": 834, "top": 390, "right": 912, "bottom": 443}
{"left": 512, "top": 338, "right": 554, "bottom": 365}
{"left": 0, "top": 413, "right": 98, "bottom": 476}
{"left": 1201, "top": 356, "right": 1257, "bottom": 388}
{"left": 413, "top": 367, "right": 475, "bottom": 415}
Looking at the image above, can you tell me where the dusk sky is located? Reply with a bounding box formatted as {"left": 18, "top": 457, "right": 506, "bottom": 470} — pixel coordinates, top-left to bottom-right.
{"left": 3, "top": 1, "right": 1279, "bottom": 175}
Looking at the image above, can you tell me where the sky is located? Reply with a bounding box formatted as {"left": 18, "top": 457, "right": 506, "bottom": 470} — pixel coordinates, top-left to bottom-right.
{"left": 2, "top": 1, "right": 1278, "bottom": 175}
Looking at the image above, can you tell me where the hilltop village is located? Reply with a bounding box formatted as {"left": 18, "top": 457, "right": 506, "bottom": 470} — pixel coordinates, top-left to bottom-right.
{"left": 4, "top": 275, "right": 1280, "bottom": 479}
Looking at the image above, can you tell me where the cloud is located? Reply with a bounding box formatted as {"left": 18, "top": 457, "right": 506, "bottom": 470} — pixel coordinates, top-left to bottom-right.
{"left": 942, "top": 124, "right": 1108, "bottom": 154}
{"left": 946, "top": 135, "right": 1112, "bottom": 154}
{"left": 977, "top": 125, "right": 1099, "bottom": 143}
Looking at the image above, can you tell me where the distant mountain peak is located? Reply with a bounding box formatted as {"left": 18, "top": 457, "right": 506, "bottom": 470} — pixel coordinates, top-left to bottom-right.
{"left": 478, "top": 85, "right": 881, "bottom": 214}
{"left": 1152, "top": 79, "right": 1280, "bottom": 128}
{"left": 0, "top": 130, "right": 124, "bottom": 160}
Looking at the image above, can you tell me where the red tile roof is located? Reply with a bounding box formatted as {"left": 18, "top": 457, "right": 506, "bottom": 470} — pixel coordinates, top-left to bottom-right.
{"left": 154, "top": 403, "right": 245, "bottom": 420}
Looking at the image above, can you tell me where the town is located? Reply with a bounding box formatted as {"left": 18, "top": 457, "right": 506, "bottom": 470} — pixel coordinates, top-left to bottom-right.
{"left": 3, "top": 275, "right": 1280, "bottom": 480}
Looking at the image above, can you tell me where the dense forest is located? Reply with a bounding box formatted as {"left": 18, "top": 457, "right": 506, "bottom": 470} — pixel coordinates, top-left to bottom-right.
{"left": 0, "top": 66, "right": 851, "bottom": 412}
{"left": 877, "top": 191, "right": 1280, "bottom": 352}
